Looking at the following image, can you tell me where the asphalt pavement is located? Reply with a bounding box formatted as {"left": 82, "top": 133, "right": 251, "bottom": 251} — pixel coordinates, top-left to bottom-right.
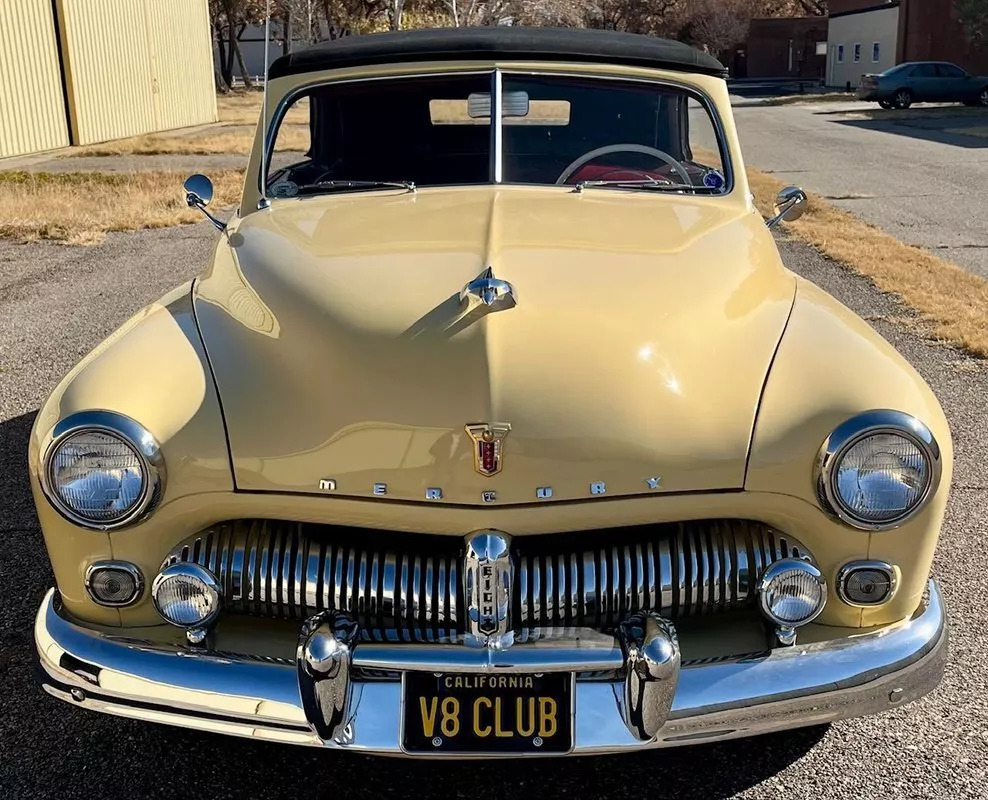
{"left": 734, "top": 101, "right": 988, "bottom": 279}
{"left": 0, "top": 222, "right": 986, "bottom": 798}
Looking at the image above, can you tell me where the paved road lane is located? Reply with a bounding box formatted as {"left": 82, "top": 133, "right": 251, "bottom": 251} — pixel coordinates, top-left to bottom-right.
{"left": 734, "top": 102, "right": 988, "bottom": 279}
{"left": 0, "top": 223, "right": 985, "bottom": 799}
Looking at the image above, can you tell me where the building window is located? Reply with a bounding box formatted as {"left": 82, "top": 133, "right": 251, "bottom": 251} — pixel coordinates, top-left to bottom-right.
{"left": 837, "top": 44, "right": 844, "bottom": 63}
{"left": 853, "top": 43, "right": 861, "bottom": 63}
{"left": 872, "top": 42, "right": 880, "bottom": 62}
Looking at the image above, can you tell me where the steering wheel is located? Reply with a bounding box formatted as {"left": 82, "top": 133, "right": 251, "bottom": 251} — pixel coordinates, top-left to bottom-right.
{"left": 556, "top": 144, "right": 692, "bottom": 186}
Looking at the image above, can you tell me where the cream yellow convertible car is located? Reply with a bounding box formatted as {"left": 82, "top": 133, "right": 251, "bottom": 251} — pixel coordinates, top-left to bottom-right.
{"left": 33, "top": 27, "right": 948, "bottom": 757}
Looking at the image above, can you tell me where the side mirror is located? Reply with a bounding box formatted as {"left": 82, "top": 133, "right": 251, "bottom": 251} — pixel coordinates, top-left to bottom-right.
{"left": 184, "top": 173, "right": 214, "bottom": 207}
{"left": 183, "top": 174, "right": 225, "bottom": 232}
{"left": 767, "top": 185, "right": 807, "bottom": 229}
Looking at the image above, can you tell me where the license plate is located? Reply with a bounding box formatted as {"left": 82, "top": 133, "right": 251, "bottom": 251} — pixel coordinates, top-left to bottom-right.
{"left": 402, "top": 672, "right": 573, "bottom": 754}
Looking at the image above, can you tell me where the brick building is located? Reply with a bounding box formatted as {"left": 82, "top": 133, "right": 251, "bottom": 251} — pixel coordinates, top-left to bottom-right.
{"left": 898, "top": 0, "right": 988, "bottom": 74}
{"left": 739, "top": 17, "right": 828, "bottom": 79}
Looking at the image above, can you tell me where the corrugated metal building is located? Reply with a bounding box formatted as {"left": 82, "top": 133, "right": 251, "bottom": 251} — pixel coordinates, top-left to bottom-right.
{"left": 0, "top": 0, "right": 216, "bottom": 159}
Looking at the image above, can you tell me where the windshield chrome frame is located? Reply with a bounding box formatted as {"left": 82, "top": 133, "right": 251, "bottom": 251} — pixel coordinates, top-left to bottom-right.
{"left": 259, "top": 66, "right": 734, "bottom": 206}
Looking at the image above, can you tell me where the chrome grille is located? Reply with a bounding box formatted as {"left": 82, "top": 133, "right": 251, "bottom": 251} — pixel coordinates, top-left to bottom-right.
{"left": 165, "top": 520, "right": 807, "bottom": 638}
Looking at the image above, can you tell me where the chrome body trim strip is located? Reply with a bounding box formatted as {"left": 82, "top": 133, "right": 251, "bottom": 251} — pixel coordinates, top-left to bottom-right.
{"left": 36, "top": 582, "right": 946, "bottom": 756}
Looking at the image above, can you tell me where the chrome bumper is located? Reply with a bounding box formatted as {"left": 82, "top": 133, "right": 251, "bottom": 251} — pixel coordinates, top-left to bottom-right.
{"left": 35, "top": 582, "right": 947, "bottom": 756}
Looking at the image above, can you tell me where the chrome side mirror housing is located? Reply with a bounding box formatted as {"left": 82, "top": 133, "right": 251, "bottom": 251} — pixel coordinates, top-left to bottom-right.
{"left": 183, "top": 174, "right": 226, "bottom": 232}
{"left": 766, "top": 185, "right": 807, "bottom": 229}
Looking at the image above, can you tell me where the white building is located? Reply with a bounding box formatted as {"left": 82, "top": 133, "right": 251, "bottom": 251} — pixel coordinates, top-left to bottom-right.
{"left": 826, "top": 1, "right": 901, "bottom": 89}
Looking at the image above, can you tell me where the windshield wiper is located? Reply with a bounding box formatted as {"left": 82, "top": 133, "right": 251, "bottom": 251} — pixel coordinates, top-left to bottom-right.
{"left": 296, "top": 180, "right": 417, "bottom": 195}
{"left": 573, "top": 179, "right": 710, "bottom": 194}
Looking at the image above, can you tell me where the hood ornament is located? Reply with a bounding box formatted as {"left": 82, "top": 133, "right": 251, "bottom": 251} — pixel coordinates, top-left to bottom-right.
{"left": 460, "top": 267, "right": 516, "bottom": 312}
{"left": 465, "top": 422, "right": 511, "bottom": 476}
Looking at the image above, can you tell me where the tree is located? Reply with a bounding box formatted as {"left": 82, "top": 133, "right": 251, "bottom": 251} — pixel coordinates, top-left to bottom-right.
{"left": 210, "top": 0, "right": 266, "bottom": 89}
{"left": 957, "top": 0, "right": 988, "bottom": 45}
{"left": 442, "top": 0, "right": 515, "bottom": 26}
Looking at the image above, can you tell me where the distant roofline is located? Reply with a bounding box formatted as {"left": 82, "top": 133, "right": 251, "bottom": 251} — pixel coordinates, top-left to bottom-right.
{"left": 829, "top": 1, "right": 900, "bottom": 20}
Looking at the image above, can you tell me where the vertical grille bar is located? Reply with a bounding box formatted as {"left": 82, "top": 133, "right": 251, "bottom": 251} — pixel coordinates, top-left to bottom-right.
{"left": 165, "top": 520, "right": 807, "bottom": 634}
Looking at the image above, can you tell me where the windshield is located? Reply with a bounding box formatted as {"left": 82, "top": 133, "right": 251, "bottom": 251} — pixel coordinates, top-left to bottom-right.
{"left": 265, "top": 71, "right": 730, "bottom": 196}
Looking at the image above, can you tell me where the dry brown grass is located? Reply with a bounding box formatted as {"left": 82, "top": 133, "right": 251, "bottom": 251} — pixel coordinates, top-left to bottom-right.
{"left": 0, "top": 170, "right": 243, "bottom": 245}
{"left": 69, "top": 124, "right": 309, "bottom": 157}
{"left": 747, "top": 167, "right": 988, "bottom": 358}
{"left": 217, "top": 90, "right": 308, "bottom": 125}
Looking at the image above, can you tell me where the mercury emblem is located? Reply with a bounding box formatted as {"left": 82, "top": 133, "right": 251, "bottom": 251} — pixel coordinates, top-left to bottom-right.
{"left": 465, "top": 422, "right": 511, "bottom": 476}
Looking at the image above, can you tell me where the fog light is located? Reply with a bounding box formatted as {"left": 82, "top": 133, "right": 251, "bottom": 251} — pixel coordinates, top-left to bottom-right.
{"left": 85, "top": 561, "right": 143, "bottom": 607}
{"left": 757, "top": 558, "right": 827, "bottom": 646}
{"left": 838, "top": 561, "right": 897, "bottom": 606}
{"left": 151, "top": 563, "right": 221, "bottom": 629}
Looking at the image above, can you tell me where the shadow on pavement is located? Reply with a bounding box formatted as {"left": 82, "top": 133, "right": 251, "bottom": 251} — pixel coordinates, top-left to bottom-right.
{"left": 831, "top": 117, "right": 988, "bottom": 148}
{"left": 0, "top": 409, "right": 828, "bottom": 799}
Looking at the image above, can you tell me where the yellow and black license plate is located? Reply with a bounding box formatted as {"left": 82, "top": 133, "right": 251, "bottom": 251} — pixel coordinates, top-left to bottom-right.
{"left": 402, "top": 672, "right": 573, "bottom": 754}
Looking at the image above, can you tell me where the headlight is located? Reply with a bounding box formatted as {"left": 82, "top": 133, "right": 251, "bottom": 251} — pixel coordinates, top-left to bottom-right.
{"left": 818, "top": 410, "right": 941, "bottom": 530}
{"left": 758, "top": 558, "right": 827, "bottom": 628}
{"left": 41, "top": 411, "right": 163, "bottom": 530}
{"left": 152, "top": 563, "right": 221, "bottom": 629}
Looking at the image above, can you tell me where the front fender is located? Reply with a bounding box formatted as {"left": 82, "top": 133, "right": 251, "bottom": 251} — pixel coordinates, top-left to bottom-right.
{"left": 746, "top": 277, "right": 952, "bottom": 627}
{"left": 29, "top": 283, "right": 232, "bottom": 624}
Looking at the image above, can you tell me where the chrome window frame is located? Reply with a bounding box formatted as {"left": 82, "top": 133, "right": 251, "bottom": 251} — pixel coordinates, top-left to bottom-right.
{"left": 258, "top": 65, "right": 735, "bottom": 205}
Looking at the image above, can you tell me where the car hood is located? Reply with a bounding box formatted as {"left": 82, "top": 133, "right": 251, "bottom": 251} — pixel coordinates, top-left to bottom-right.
{"left": 194, "top": 186, "right": 795, "bottom": 505}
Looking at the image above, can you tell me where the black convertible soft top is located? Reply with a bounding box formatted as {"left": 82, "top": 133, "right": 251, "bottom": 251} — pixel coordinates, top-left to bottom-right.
{"left": 268, "top": 26, "right": 728, "bottom": 80}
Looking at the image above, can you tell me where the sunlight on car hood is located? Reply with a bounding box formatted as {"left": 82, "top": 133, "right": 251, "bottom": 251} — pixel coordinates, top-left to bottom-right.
{"left": 194, "top": 186, "right": 795, "bottom": 504}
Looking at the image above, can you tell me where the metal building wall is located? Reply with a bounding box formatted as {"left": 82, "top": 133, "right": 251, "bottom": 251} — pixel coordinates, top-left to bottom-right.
{"left": 56, "top": 0, "right": 216, "bottom": 146}
{"left": 0, "top": 0, "right": 71, "bottom": 158}
{"left": 145, "top": 0, "right": 217, "bottom": 131}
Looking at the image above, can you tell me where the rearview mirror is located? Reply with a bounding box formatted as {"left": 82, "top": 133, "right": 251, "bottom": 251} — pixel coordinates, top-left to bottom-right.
{"left": 467, "top": 91, "right": 531, "bottom": 118}
{"left": 767, "top": 185, "right": 808, "bottom": 228}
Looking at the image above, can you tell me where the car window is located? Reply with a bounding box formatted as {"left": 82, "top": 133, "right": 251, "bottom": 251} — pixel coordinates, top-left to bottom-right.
{"left": 266, "top": 74, "right": 492, "bottom": 193}
{"left": 937, "top": 64, "right": 966, "bottom": 78}
{"left": 880, "top": 64, "right": 911, "bottom": 77}
{"left": 265, "top": 73, "right": 730, "bottom": 194}
{"left": 911, "top": 64, "right": 937, "bottom": 78}
{"left": 500, "top": 75, "right": 727, "bottom": 189}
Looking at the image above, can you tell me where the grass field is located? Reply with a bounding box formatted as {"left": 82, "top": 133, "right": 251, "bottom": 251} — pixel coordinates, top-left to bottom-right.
{"left": 0, "top": 170, "right": 243, "bottom": 245}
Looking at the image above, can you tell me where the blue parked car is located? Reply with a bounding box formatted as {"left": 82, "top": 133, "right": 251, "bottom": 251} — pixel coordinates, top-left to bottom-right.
{"left": 857, "top": 61, "right": 988, "bottom": 109}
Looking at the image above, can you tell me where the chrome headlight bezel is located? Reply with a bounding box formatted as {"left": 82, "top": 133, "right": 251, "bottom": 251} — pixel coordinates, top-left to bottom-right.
{"left": 817, "top": 410, "right": 941, "bottom": 531}
{"left": 40, "top": 410, "right": 164, "bottom": 531}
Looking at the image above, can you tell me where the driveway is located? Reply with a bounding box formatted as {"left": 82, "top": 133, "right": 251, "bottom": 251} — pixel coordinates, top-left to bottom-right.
{"left": 733, "top": 102, "right": 988, "bottom": 278}
{"left": 0, "top": 223, "right": 985, "bottom": 798}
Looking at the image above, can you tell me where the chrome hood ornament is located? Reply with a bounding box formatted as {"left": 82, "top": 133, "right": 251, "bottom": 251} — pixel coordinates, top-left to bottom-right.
{"left": 460, "top": 266, "right": 516, "bottom": 311}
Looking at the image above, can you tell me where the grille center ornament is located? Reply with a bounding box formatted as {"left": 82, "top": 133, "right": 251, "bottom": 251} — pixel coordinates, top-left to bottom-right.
{"left": 463, "top": 530, "right": 513, "bottom": 648}
{"left": 460, "top": 266, "right": 516, "bottom": 311}
{"left": 465, "top": 422, "right": 511, "bottom": 476}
